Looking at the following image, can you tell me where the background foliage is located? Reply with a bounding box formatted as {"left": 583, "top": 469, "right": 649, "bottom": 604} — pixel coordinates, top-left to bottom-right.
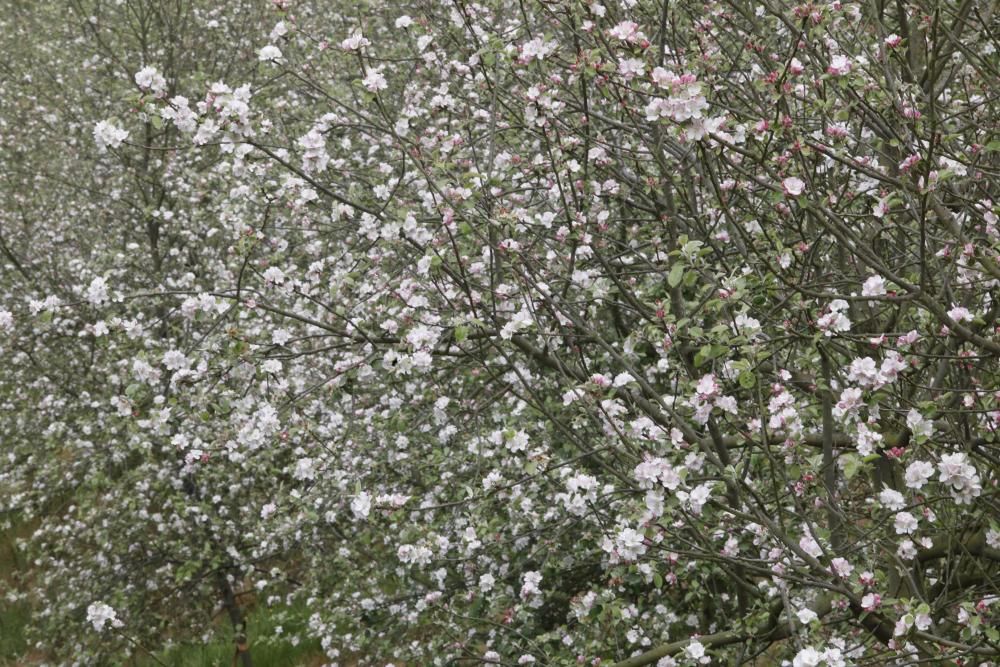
{"left": 2, "top": 0, "right": 999, "bottom": 665}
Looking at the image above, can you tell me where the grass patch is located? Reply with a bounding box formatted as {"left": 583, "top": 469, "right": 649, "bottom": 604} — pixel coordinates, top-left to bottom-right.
{"left": 0, "top": 515, "right": 33, "bottom": 665}
{"left": 145, "top": 602, "right": 325, "bottom": 667}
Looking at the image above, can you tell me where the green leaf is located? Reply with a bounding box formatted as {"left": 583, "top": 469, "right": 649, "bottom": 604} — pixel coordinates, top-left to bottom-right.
{"left": 453, "top": 325, "right": 468, "bottom": 343}
{"left": 842, "top": 453, "right": 862, "bottom": 479}
{"left": 668, "top": 263, "right": 685, "bottom": 288}
{"left": 738, "top": 371, "right": 756, "bottom": 389}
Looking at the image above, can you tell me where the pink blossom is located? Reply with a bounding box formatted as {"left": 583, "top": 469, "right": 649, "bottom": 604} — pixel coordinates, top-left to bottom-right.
{"left": 782, "top": 176, "right": 806, "bottom": 196}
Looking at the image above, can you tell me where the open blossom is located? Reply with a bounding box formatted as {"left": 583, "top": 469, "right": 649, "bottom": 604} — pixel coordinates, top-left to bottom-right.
{"left": 500, "top": 308, "right": 533, "bottom": 340}
{"left": 799, "top": 535, "right": 823, "bottom": 558}
{"left": 520, "top": 37, "right": 555, "bottom": 62}
{"left": 85, "top": 277, "right": 109, "bottom": 305}
{"left": 904, "top": 460, "right": 935, "bottom": 489}
{"left": 645, "top": 71, "right": 708, "bottom": 123}
{"left": 938, "top": 452, "right": 981, "bottom": 504}
{"left": 607, "top": 20, "right": 647, "bottom": 43}
{"left": 906, "top": 410, "right": 934, "bottom": 439}
{"left": 947, "top": 304, "right": 973, "bottom": 323}
{"left": 520, "top": 570, "right": 543, "bottom": 598}
{"left": 855, "top": 422, "right": 882, "bottom": 457}
{"left": 862, "top": 275, "right": 887, "bottom": 297}
{"left": 362, "top": 68, "right": 388, "bottom": 92}
{"left": 93, "top": 120, "right": 129, "bottom": 152}
{"left": 162, "top": 349, "right": 190, "bottom": 371}
{"left": 340, "top": 30, "right": 370, "bottom": 51}
{"left": 297, "top": 127, "right": 330, "bottom": 173}
{"left": 351, "top": 491, "right": 372, "bottom": 519}
{"left": 258, "top": 44, "right": 283, "bottom": 62}
{"left": 614, "top": 526, "right": 647, "bottom": 561}
{"left": 292, "top": 457, "right": 316, "bottom": 481}
{"left": 134, "top": 65, "right": 167, "bottom": 94}
{"left": 817, "top": 299, "right": 851, "bottom": 336}
{"left": 846, "top": 357, "right": 878, "bottom": 387}
{"left": 894, "top": 511, "right": 919, "bottom": 535}
{"left": 86, "top": 602, "right": 123, "bottom": 631}
{"left": 861, "top": 592, "right": 882, "bottom": 611}
{"left": 618, "top": 57, "right": 645, "bottom": 80}
{"left": 792, "top": 647, "right": 822, "bottom": 667}
{"left": 695, "top": 374, "right": 719, "bottom": 398}
{"left": 262, "top": 266, "right": 286, "bottom": 286}
{"left": 684, "top": 640, "right": 709, "bottom": 664}
{"left": 827, "top": 54, "right": 852, "bottom": 76}
{"left": 879, "top": 487, "right": 906, "bottom": 511}
{"left": 831, "top": 557, "right": 854, "bottom": 578}
{"left": 782, "top": 176, "right": 805, "bottom": 196}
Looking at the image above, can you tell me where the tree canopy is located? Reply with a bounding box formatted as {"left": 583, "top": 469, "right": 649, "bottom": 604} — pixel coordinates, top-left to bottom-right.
{"left": 1, "top": 0, "right": 999, "bottom": 665}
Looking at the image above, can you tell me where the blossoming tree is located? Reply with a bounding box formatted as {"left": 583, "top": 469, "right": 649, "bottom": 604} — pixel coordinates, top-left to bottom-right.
{"left": 2, "top": 0, "right": 999, "bottom": 665}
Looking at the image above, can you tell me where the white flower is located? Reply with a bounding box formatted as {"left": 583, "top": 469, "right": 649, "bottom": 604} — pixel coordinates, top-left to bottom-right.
{"left": 792, "top": 647, "right": 822, "bottom": 667}
{"left": 134, "top": 65, "right": 167, "bottom": 94}
{"left": 894, "top": 511, "right": 919, "bottom": 535}
{"left": 613, "top": 372, "right": 636, "bottom": 387}
{"left": 86, "top": 602, "right": 123, "bottom": 631}
{"left": 616, "top": 527, "right": 647, "bottom": 561}
{"left": 395, "top": 15, "right": 413, "bottom": 28}
{"left": 846, "top": 357, "right": 879, "bottom": 386}
{"left": 362, "top": 68, "right": 388, "bottom": 92}
{"left": 938, "top": 452, "right": 981, "bottom": 504}
{"left": 351, "top": 491, "right": 372, "bottom": 519}
{"left": 520, "top": 37, "right": 555, "bottom": 62}
{"left": 987, "top": 529, "right": 1000, "bottom": 550}
{"left": 782, "top": 177, "right": 805, "bottom": 196}
{"left": 862, "top": 275, "right": 887, "bottom": 297}
{"left": 799, "top": 535, "right": 823, "bottom": 558}
{"left": 897, "top": 539, "right": 918, "bottom": 560}
{"left": 904, "top": 460, "right": 935, "bottom": 489}
{"left": 86, "top": 277, "right": 109, "bottom": 305}
{"left": 683, "top": 639, "right": 709, "bottom": 664}
{"left": 262, "top": 266, "right": 286, "bottom": 286}
{"left": 827, "top": 54, "right": 852, "bottom": 76}
{"left": 520, "top": 571, "right": 542, "bottom": 598}
{"left": 734, "top": 312, "right": 761, "bottom": 336}
{"left": 906, "top": 409, "right": 934, "bottom": 439}
{"left": 879, "top": 488, "right": 906, "bottom": 511}
{"left": 830, "top": 557, "right": 853, "bottom": 578}
{"left": 507, "top": 430, "right": 529, "bottom": 453}
{"left": 258, "top": 45, "right": 283, "bottom": 62}
{"left": 93, "top": 120, "right": 129, "bottom": 152}
{"left": 341, "top": 31, "right": 371, "bottom": 51}
{"left": 947, "top": 304, "right": 973, "bottom": 323}
{"left": 817, "top": 309, "right": 851, "bottom": 336}
{"left": 162, "top": 349, "right": 190, "bottom": 371}
{"left": 292, "top": 457, "right": 316, "bottom": 481}
{"left": 796, "top": 608, "right": 818, "bottom": 624}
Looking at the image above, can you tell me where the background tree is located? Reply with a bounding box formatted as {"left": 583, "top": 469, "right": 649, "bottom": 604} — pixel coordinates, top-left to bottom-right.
{"left": 2, "top": 0, "right": 999, "bottom": 665}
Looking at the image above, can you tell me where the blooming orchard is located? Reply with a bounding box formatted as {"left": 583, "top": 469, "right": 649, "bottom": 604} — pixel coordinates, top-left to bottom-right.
{"left": 1, "top": 0, "right": 999, "bottom": 665}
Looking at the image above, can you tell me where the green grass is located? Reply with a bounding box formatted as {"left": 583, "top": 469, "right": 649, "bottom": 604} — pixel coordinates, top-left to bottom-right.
{"left": 0, "top": 601, "right": 31, "bottom": 663}
{"left": 146, "top": 602, "right": 325, "bottom": 667}
{"left": 0, "top": 517, "right": 32, "bottom": 665}
{"left": 1, "top": 516, "right": 324, "bottom": 667}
